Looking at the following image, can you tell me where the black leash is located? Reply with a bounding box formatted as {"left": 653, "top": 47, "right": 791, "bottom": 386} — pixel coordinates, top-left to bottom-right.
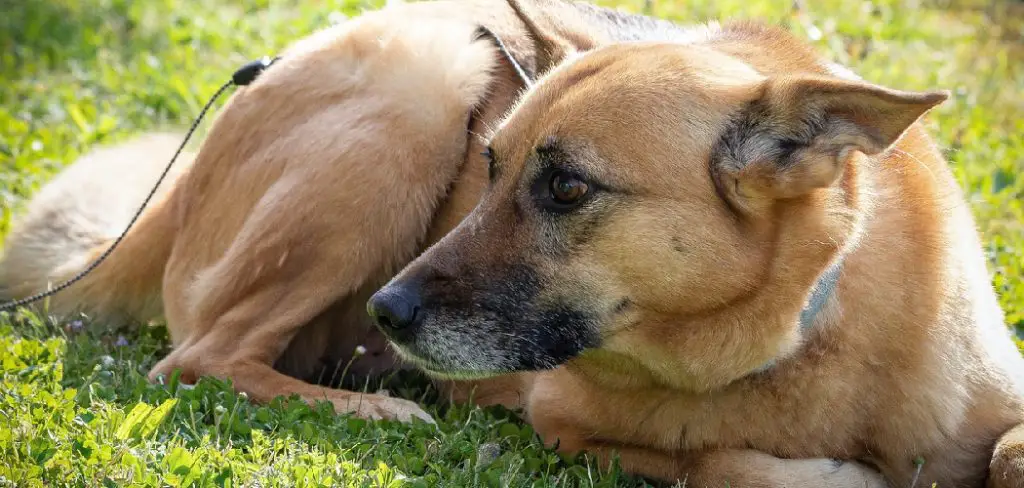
{"left": 0, "top": 56, "right": 280, "bottom": 313}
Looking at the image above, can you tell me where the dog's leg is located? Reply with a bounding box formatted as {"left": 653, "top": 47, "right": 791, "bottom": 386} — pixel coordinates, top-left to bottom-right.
{"left": 529, "top": 386, "right": 885, "bottom": 487}
{"left": 437, "top": 373, "right": 535, "bottom": 410}
{"left": 554, "top": 440, "right": 886, "bottom": 488}
{"left": 169, "top": 358, "right": 431, "bottom": 423}
{"left": 150, "top": 257, "right": 435, "bottom": 422}
{"left": 989, "top": 422, "right": 1024, "bottom": 488}
{"left": 151, "top": 239, "right": 435, "bottom": 422}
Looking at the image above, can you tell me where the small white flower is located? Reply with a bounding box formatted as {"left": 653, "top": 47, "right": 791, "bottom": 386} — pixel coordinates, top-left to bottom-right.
{"left": 354, "top": 345, "right": 367, "bottom": 356}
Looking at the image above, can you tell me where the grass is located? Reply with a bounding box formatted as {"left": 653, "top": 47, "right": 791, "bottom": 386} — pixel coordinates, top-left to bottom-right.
{"left": 1, "top": 0, "right": 1022, "bottom": 486}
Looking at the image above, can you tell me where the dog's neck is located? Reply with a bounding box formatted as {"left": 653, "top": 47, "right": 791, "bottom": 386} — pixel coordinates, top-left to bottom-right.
{"left": 572, "top": 257, "right": 848, "bottom": 392}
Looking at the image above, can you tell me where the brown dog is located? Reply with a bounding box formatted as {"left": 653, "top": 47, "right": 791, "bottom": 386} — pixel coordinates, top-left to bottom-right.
{"left": 0, "top": 0, "right": 678, "bottom": 422}
{"left": 1, "top": 0, "right": 1022, "bottom": 486}
{"left": 370, "top": 3, "right": 1024, "bottom": 488}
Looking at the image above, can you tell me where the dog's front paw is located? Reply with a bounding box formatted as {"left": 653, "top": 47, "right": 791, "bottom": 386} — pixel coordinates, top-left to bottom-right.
{"left": 989, "top": 423, "right": 1024, "bottom": 488}
{"left": 334, "top": 393, "right": 436, "bottom": 425}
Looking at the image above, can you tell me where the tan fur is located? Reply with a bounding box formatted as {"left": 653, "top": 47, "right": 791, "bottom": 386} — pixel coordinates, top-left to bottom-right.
{"left": 1, "top": 1, "right": 1022, "bottom": 486}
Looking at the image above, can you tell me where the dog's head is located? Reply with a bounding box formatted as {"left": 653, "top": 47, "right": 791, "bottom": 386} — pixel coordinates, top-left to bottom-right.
{"left": 368, "top": 23, "right": 946, "bottom": 388}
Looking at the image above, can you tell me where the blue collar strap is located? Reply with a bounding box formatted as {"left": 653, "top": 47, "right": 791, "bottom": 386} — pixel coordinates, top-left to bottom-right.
{"left": 751, "top": 259, "right": 843, "bottom": 375}
{"left": 798, "top": 260, "right": 843, "bottom": 331}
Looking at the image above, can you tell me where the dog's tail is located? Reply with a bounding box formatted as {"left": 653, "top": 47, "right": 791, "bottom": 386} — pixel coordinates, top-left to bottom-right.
{"left": 0, "top": 132, "right": 192, "bottom": 326}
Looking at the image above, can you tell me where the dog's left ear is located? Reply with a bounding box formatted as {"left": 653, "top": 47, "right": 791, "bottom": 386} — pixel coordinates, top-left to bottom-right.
{"left": 715, "top": 75, "right": 948, "bottom": 203}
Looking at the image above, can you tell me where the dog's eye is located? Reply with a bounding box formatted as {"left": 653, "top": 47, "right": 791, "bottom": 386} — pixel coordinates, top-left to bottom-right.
{"left": 548, "top": 170, "right": 589, "bottom": 207}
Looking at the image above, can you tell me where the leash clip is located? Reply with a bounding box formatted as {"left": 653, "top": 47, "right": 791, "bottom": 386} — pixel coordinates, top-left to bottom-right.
{"left": 232, "top": 56, "right": 280, "bottom": 86}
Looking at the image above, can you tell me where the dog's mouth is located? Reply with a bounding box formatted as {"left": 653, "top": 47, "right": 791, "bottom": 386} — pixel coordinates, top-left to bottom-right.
{"left": 389, "top": 311, "right": 599, "bottom": 377}
{"left": 386, "top": 342, "right": 511, "bottom": 380}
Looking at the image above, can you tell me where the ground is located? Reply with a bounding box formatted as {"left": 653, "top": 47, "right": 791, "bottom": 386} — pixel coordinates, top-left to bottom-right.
{"left": 1, "top": 0, "right": 1022, "bottom": 486}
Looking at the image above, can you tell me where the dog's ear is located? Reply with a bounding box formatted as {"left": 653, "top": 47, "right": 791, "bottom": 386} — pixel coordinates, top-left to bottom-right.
{"left": 506, "top": 0, "right": 599, "bottom": 77}
{"left": 715, "top": 75, "right": 948, "bottom": 203}
{"left": 473, "top": 26, "right": 535, "bottom": 88}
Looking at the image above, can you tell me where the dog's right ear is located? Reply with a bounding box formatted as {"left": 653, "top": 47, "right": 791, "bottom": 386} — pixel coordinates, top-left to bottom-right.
{"left": 506, "top": 0, "right": 576, "bottom": 77}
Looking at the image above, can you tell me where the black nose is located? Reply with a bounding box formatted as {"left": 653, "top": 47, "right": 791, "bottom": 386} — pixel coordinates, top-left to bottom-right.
{"left": 367, "top": 284, "right": 422, "bottom": 333}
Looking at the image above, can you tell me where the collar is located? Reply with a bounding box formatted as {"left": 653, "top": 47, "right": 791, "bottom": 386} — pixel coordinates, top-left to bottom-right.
{"left": 751, "top": 259, "right": 844, "bottom": 374}
{"left": 798, "top": 259, "right": 843, "bottom": 332}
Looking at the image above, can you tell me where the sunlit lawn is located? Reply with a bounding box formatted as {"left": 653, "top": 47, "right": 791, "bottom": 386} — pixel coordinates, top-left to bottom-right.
{"left": 1, "top": 0, "right": 1021, "bottom": 485}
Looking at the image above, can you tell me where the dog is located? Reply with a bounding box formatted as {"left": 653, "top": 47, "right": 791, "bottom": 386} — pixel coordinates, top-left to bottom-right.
{"left": 2, "top": 0, "right": 1022, "bottom": 486}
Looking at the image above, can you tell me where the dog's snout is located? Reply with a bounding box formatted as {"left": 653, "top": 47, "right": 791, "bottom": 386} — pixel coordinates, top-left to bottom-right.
{"left": 367, "top": 284, "right": 422, "bottom": 333}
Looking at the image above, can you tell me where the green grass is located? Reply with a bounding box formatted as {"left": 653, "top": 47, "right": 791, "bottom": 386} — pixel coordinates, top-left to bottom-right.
{"left": 1, "top": 0, "right": 1022, "bottom": 486}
